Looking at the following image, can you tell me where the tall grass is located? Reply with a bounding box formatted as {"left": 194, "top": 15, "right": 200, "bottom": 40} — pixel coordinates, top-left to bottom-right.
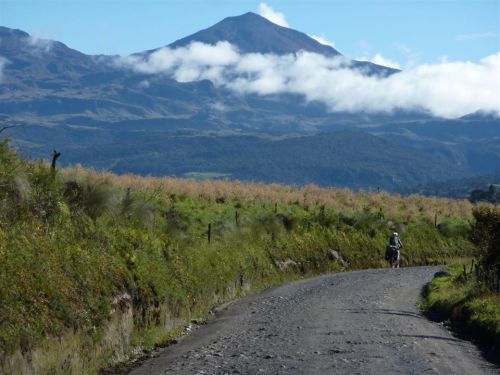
{"left": 67, "top": 165, "right": 474, "bottom": 223}
{"left": 0, "top": 142, "right": 480, "bottom": 373}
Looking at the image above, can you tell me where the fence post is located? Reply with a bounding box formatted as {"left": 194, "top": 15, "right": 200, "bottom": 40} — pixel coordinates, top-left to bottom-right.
{"left": 463, "top": 264, "right": 468, "bottom": 281}
{"left": 489, "top": 268, "right": 494, "bottom": 291}
{"left": 274, "top": 203, "right": 278, "bottom": 213}
{"left": 434, "top": 213, "right": 438, "bottom": 228}
{"left": 207, "top": 223, "right": 211, "bottom": 244}
{"left": 496, "top": 267, "right": 500, "bottom": 294}
{"left": 235, "top": 210, "right": 239, "bottom": 226}
{"left": 51, "top": 149, "right": 61, "bottom": 170}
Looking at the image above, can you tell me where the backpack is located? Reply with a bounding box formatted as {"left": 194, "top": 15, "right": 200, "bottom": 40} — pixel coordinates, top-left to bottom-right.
{"left": 390, "top": 235, "right": 399, "bottom": 246}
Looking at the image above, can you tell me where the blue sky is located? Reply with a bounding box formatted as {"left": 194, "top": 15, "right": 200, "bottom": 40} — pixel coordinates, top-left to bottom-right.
{"left": 1, "top": 0, "right": 499, "bottom": 67}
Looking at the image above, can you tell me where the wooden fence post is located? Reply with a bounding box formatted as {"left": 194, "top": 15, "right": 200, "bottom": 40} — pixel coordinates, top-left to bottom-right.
{"left": 207, "top": 223, "right": 211, "bottom": 244}
{"left": 235, "top": 210, "right": 239, "bottom": 226}
{"left": 463, "top": 264, "right": 468, "bottom": 281}
{"left": 51, "top": 150, "right": 61, "bottom": 171}
{"left": 496, "top": 267, "right": 500, "bottom": 294}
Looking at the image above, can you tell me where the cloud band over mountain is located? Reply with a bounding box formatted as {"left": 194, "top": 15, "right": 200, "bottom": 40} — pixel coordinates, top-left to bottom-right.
{"left": 118, "top": 42, "right": 500, "bottom": 119}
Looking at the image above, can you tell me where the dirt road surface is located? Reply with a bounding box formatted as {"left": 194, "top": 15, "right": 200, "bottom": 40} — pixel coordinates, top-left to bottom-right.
{"left": 130, "top": 267, "right": 498, "bottom": 374}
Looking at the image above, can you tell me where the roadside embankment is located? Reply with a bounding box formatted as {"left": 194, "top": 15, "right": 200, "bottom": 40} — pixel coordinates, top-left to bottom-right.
{"left": 422, "top": 262, "right": 500, "bottom": 362}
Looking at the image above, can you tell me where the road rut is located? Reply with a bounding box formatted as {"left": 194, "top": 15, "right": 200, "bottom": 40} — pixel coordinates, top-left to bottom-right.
{"left": 130, "top": 266, "right": 498, "bottom": 374}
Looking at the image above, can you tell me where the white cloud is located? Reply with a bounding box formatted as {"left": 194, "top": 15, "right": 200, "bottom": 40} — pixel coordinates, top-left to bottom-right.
{"left": 456, "top": 32, "right": 497, "bottom": 42}
{"left": 0, "top": 56, "right": 8, "bottom": 82}
{"left": 258, "top": 3, "right": 289, "bottom": 27}
{"left": 138, "top": 79, "right": 150, "bottom": 88}
{"left": 393, "top": 42, "right": 420, "bottom": 68}
{"left": 118, "top": 42, "right": 500, "bottom": 119}
{"left": 28, "top": 35, "right": 53, "bottom": 53}
{"left": 210, "top": 101, "right": 229, "bottom": 112}
{"left": 119, "top": 41, "right": 240, "bottom": 84}
{"left": 310, "top": 34, "right": 336, "bottom": 48}
{"left": 394, "top": 42, "right": 412, "bottom": 55}
{"left": 358, "top": 53, "right": 401, "bottom": 69}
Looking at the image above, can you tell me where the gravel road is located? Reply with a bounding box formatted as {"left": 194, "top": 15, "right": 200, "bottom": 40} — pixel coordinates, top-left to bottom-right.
{"left": 130, "top": 267, "right": 498, "bottom": 374}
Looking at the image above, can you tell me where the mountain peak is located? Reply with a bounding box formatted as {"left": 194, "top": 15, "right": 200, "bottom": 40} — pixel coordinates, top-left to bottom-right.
{"left": 168, "top": 12, "right": 341, "bottom": 56}
{"left": 232, "top": 11, "right": 265, "bottom": 19}
{"left": 225, "top": 11, "right": 281, "bottom": 25}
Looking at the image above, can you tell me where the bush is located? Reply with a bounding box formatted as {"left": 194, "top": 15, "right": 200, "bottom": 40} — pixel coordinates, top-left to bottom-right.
{"left": 0, "top": 140, "right": 30, "bottom": 218}
{"left": 471, "top": 206, "right": 500, "bottom": 268}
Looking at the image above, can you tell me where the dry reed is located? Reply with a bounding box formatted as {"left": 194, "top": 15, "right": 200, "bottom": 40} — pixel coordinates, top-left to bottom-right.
{"left": 65, "top": 165, "right": 475, "bottom": 221}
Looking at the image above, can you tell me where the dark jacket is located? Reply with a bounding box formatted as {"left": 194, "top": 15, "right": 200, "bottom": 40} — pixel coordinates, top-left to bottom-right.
{"left": 390, "top": 235, "right": 403, "bottom": 248}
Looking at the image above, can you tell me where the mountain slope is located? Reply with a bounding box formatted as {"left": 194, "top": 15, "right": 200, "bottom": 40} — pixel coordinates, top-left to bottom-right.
{"left": 0, "top": 16, "right": 399, "bottom": 130}
{"left": 169, "top": 12, "right": 342, "bottom": 56}
{"left": 164, "top": 12, "right": 396, "bottom": 76}
{"left": 0, "top": 26, "right": 114, "bottom": 89}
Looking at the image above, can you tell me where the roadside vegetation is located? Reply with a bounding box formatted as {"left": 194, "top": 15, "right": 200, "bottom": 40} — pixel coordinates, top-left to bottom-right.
{"left": 422, "top": 206, "right": 500, "bottom": 358}
{"left": 0, "top": 140, "right": 479, "bottom": 373}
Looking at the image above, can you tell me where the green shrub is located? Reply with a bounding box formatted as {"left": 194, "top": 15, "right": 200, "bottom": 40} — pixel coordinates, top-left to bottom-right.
{"left": 471, "top": 206, "right": 500, "bottom": 268}
{"left": 422, "top": 263, "right": 500, "bottom": 351}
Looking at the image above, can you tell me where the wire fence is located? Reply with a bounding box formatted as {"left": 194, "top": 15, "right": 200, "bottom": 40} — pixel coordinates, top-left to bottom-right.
{"left": 461, "top": 259, "right": 500, "bottom": 294}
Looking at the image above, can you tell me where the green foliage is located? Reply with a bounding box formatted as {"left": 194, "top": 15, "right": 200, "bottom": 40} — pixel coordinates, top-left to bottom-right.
{"left": 422, "top": 207, "right": 500, "bottom": 352}
{"left": 0, "top": 140, "right": 30, "bottom": 216}
{"left": 0, "top": 140, "right": 477, "bottom": 366}
{"left": 63, "top": 178, "right": 118, "bottom": 219}
{"left": 437, "top": 220, "right": 470, "bottom": 238}
{"left": 470, "top": 184, "right": 500, "bottom": 204}
{"left": 422, "top": 262, "right": 500, "bottom": 350}
{"left": 471, "top": 206, "right": 500, "bottom": 268}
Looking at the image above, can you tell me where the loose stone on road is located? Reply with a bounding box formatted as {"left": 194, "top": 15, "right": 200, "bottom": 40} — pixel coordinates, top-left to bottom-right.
{"left": 130, "top": 267, "right": 499, "bottom": 374}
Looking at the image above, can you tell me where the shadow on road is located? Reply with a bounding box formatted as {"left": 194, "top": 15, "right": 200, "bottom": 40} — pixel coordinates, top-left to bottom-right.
{"left": 341, "top": 308, "right": 426, "bottom": 320}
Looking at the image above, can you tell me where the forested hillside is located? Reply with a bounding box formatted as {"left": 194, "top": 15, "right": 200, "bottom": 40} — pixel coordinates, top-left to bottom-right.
{"left": 8, "top": 128, "right": 468, "bottom": 192}
{"left": 412, "top": 171, "right": 500, "bottom": 199}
